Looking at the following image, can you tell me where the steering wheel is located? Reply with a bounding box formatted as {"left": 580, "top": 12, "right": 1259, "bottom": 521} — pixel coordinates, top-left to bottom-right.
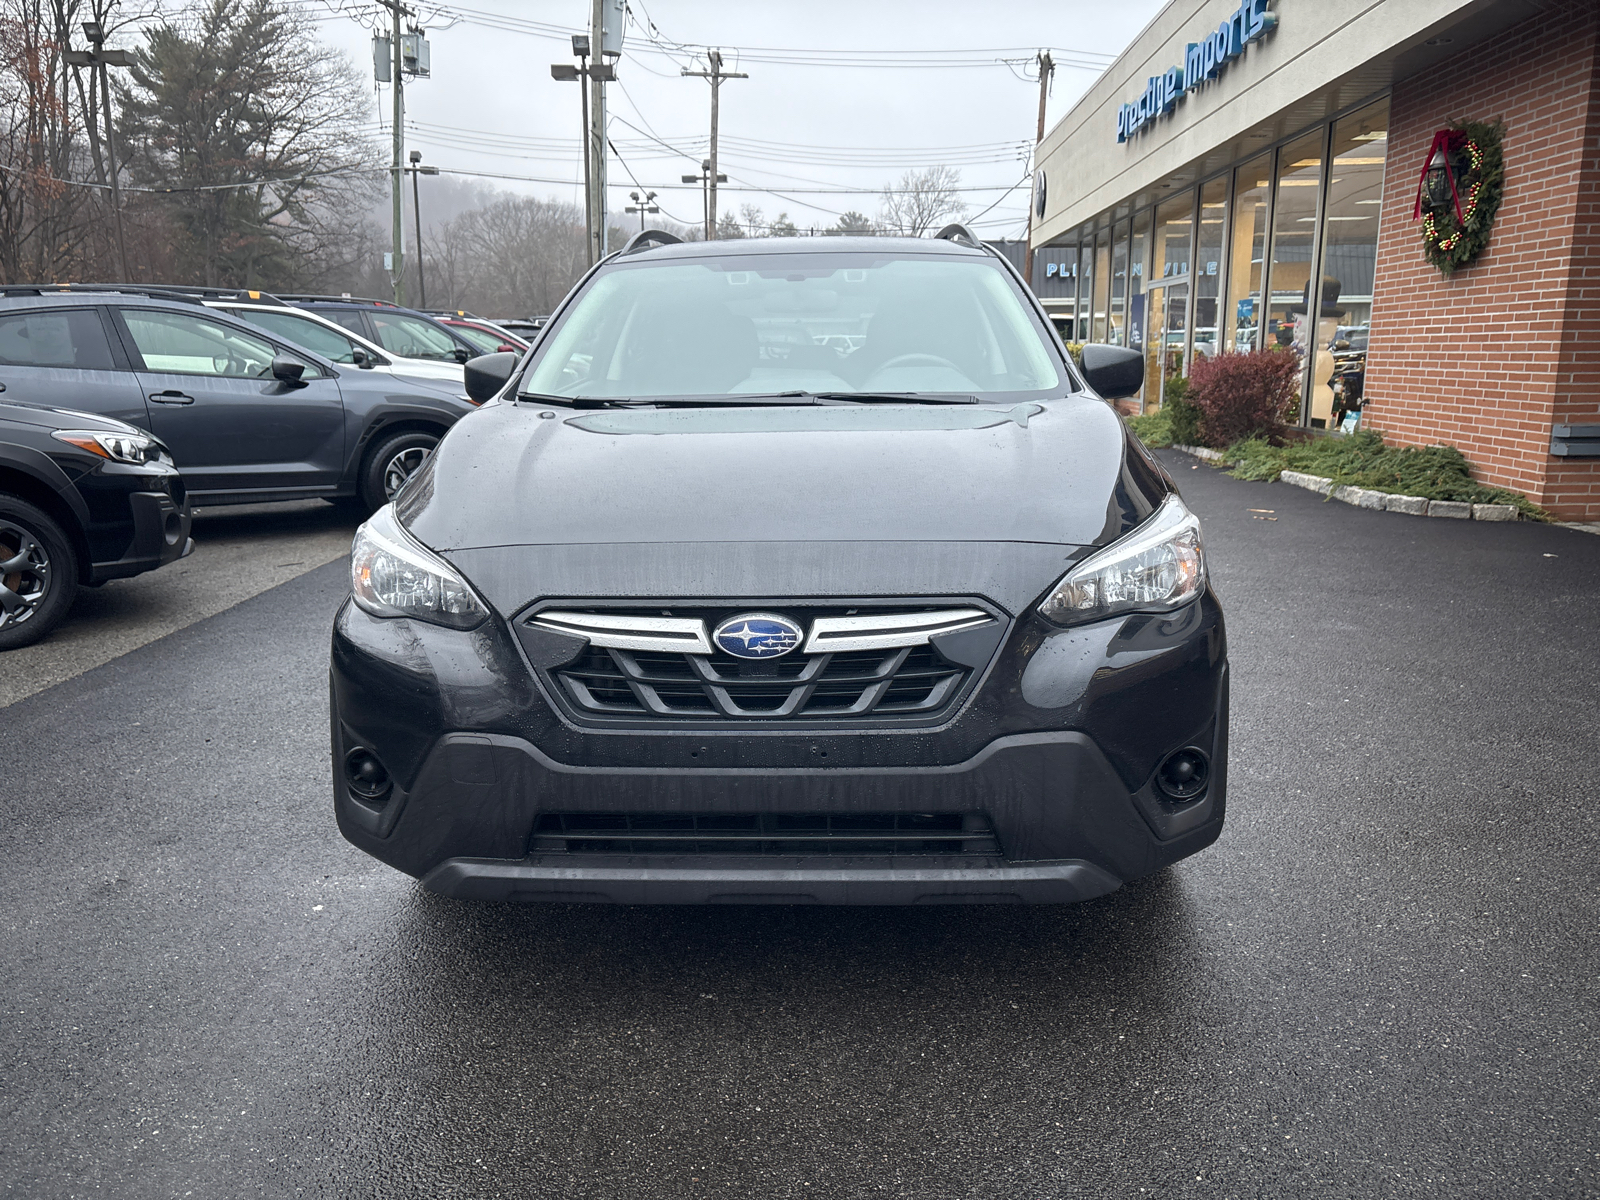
{"left": 874, "top": 352, "right": 961, "bottom": 373}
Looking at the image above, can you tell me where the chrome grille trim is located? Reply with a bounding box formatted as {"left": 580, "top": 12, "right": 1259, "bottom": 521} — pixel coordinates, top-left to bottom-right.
{"left": 531, "top": 610, "right": 713, "bottom": 654}
{"left": 801, "top": 608, "right": 994, "bottom": 654}
{"left": 531, "top": 606, "right": 995, "bottom": 657}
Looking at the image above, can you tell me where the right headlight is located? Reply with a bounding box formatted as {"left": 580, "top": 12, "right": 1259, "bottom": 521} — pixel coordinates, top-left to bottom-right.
{"left": 350, "top": 504, "right": 487, "bottom": 630}
{"left": 1038, "top": 493, "right": 1206, "bottom": 626}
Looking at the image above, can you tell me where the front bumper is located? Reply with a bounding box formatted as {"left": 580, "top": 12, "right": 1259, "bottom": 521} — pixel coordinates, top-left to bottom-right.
{"left": 331, "top": 590, "right": 1228, "bottom": 904}
{"left": 88, "top": 485, "right": 193, "bottom": 582}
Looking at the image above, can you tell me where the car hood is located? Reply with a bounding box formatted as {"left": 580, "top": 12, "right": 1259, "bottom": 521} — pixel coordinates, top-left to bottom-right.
{"left": 398, "top": 397, "right": 1167, "bottom": 613}
{"left": 0, "top": 400, "right": 145, "bottom": 435}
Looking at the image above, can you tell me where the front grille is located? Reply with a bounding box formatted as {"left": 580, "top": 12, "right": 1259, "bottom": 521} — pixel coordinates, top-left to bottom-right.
{"left": 529, "top": 604, "right": 997, "bottom": 725}
{"left": 531, "top": 811, "right": 1001, "bottom": 856}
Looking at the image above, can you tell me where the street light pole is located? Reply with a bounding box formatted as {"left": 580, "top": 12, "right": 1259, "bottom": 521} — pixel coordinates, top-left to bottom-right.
{"left": 625, "top": 189, "right": 659, "bottom": 232}
{"left": 680, "top": 161, "right": 727, "bottom": 239}
{"left": 552, "top": 37, "right": 614, "bottom": 268}
{"left": 407, "top": 150, "right": 438, "bottom": 308}
{"left": 68, "top": 23, "right": 132, "bottom": 280}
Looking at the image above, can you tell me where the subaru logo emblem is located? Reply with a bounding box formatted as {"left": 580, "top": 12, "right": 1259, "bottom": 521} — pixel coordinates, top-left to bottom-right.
{"left": 712, "top": 612, "right": 803, "bottom": 659}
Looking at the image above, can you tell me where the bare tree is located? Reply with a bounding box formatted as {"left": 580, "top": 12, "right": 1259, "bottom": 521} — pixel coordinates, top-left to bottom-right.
{"left": 877, "top": 165, "right": 967, "bottom": 237}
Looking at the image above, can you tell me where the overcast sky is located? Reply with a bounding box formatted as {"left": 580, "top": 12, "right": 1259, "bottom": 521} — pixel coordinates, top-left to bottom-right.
{"left": 307, "top": 0, "right": 1165, "bottom": 238}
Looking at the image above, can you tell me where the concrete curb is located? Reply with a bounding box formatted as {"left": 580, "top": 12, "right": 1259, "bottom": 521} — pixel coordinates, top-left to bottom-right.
{"left": 1171, "top": 445, "right": 1523, "bottom": 522}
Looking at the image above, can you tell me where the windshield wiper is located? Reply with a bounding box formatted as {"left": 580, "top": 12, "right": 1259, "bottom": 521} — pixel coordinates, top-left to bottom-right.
{"left": 806, "top": 391, "right": 979, "bottom": 405}
{"left": 517, "top": 391, "right": 824, "bottom": 408}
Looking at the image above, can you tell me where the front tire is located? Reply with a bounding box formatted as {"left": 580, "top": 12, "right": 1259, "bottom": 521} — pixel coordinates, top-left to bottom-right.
{"left": 359, "top": 430, "right": 439, "bottom": 512}
{"left": 0, "top": 497, "right": 77, "bottom": 651}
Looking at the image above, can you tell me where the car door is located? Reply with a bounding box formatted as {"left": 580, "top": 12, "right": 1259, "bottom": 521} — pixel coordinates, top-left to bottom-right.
{"left": 111, "top": 306, "right": 345, "bottom": 497}
{"left": 0, "top": 306, "right": 148, "bottom": 428}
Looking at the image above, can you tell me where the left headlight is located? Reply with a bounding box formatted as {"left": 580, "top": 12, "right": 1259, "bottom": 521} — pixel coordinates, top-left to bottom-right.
{"left": 350, "top": 504, "right": 488, "bottom": 630}
{"left": 1038, "top": 493, "right": 1206, "bottom": 626}
{"left": 51, "top": 429, "right": 166, "bottom": 465}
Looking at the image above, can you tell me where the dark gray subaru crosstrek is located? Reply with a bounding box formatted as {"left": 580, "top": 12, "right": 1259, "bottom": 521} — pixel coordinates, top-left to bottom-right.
{"left": 330, "top": 228, "right": 1227, "bottom": 905}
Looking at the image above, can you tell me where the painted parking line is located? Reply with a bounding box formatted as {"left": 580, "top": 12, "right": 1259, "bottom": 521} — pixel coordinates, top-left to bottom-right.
{"left": 0, "top": 500, "right": 359, "bottom": 709}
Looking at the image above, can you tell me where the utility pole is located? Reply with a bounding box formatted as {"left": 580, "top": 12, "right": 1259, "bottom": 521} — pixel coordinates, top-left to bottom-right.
{"left": 682, "top": 49, "right": 746, "bottom": 240}
{"left": 681, "top": 160, "right": 726, "bottom": 238}
{"left": 66, "top": 23, "right": 132, "bottom": 280}
{"left": 1024, "top": 49, "right": 1053, "bottom": 291}
{"left": 626, "top": 190, "right": 659, "bottom": 232}
{"left": 390, "top": 0, "right": 404, "bottom": 304}
{"left": 407, "top": 150, "right": 439, "bottom": 308}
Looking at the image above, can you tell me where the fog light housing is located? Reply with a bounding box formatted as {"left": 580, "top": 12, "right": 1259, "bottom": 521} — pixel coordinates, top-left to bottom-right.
{"left": 1156, "top": 748, "right": 1209, "bottom": 800}
{"left": 344, "top": 748, "right": 391, "bottom": 802}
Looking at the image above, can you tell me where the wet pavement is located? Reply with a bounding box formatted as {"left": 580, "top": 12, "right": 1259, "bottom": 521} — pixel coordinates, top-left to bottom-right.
{"left": 2, "top": 450, "right": 1597, "bottom": 1199}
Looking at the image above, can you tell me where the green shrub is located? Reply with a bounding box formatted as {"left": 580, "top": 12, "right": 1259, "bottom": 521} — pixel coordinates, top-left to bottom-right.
{"left": 1062, "top": 341, "right": 1084, "bottom": 368}
{"left": 1187, "top": 350, "right": 1301, "bottom": 446}
{"left": 1126, "top": 408, "right": 1173, "bottom": 447}
{"left": 1161, "top": 375, "right": 1202, "bottom": 446}
{"left": 1223, "top": 430, "right": 1547, "bottom": 519}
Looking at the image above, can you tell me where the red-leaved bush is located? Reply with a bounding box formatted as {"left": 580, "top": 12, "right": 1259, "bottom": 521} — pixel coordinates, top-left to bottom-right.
{"left": 1186, "top": 350, "right": 1303, "bottom": 446}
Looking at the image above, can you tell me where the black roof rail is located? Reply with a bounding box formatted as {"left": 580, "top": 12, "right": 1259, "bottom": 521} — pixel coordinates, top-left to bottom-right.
{"left": 932, "top": 223, "right": 985, "bottom": 250}
{"left": 422, "top": 308, "right": 483, "bottom": 320}
{"left": 618, "top": 229, "right": 683, "bottom": 257}
{"left": 0, "top": 282, "right": 217, "bottom": 305}
{"left": 109, "top": 283, "right": 290, "bottom": 306}
{"left": 271, "top": 292, "right": 398, "bottom": 307}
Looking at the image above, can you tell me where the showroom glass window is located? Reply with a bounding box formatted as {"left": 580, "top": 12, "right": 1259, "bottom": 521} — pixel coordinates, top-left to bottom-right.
{"left": 1193, "top": 176, "right": 1228, "bottom": 361}
{"left": 1155, "top": 191, "right": 1193, "bottom": 281}
{"left": 1265, "top": 131, "right": 1325, "bottom": 388}
{"left": 1076, "top": 240, "right": 1094, "bottom": 342}
{"left": 1225, "top": 151, "right": 1273, "bottom": 353}
{"left": 1110, "top": 220, "right": 1130, "bottom": 347}
{"left": 1312, "top": 99, "right": 1389, "bottom": 429}
{"left": 1092, "top": 223, "right": 1112, "bottom": 343}
{"left": 1128, "top": 210, "right": 1150, "bottom": 359}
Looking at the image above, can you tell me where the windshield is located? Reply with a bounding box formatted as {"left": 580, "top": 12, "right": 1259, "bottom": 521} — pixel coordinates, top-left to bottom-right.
{"left": 521, "top": 253, "right": 1062, "bottom": 400}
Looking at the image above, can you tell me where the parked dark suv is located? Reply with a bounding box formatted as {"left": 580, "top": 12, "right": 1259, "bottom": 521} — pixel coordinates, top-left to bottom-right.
{"left": 0, "top": 398, "right": 190, "bottom": 648}
{"left": 0, "top": 287, "right": 477, "bottom": 511}
{"left": 331, "top": 227, "right": 1228, "bottom": 906}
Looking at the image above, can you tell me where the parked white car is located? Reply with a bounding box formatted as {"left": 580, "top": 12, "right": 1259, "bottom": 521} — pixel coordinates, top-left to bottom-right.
{"left": 203, "top": 298, "right": 466, "bottom": 387}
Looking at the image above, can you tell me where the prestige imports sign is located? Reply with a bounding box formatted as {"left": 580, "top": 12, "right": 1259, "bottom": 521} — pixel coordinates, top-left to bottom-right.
{"left": 1116, "top": 0, "right": 1278, "bottom": 143}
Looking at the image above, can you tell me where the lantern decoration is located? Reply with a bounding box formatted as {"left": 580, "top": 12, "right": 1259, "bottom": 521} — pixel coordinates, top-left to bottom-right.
{"left": 1412, "top": 120, "right": 1504, "bottom": 276}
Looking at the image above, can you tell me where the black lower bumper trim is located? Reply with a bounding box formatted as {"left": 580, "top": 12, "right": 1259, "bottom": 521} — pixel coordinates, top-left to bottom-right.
{"left": 420, "top": 858, "right": 1123, "bottom": 905}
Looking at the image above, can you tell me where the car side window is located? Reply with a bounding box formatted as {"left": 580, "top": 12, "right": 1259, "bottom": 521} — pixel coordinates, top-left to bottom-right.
{"left": 122, "top": 309, "right": 320, "bottom": 380}
{"left": 370, "top": 312, "right": 461, "bottom": 361}
{"left": 322, "top": 310, "right": 370, "bottom": 338}
{"left": 234, "top": 309, "right": 359, "bottom": 364}
{"left": 0, "top": 308, "right": 117, "bottom": 369}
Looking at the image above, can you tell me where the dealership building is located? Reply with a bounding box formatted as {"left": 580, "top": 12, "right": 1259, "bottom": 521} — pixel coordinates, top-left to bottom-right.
{"left": 1028, "top": 0, "right": 1600, "bottom": 519}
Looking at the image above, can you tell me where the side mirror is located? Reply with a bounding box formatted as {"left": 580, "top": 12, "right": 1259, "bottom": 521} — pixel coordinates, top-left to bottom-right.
{"left": 463, "top": 351, "right": 518, "bottom": 403}
{"left": 351, "top": 347, "right": 374, "bottom": 368}
{"left": 270, "top": 354, "right": 307, "bottom": 384}
{"left": 497, "top": 342, "right": 519, "bottom": 354}
{"left": 1079, "top": 343, "right": 1144, "bottom": 400}
{"left": 452, "top": 347, "right": 471, "bottom": 364}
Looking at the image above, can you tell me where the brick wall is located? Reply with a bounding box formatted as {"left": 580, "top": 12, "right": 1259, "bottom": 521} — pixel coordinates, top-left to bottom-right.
{"left": 1363, "top": 0, "right": 1600, "bottom": 520}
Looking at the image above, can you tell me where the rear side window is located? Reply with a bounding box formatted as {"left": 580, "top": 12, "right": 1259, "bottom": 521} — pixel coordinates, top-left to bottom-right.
{"left": 370, "top": 312, "right": 462, "bottom": 361}
{"left": 231, "top": 308, "right": 359, "bottom": 364}
{"left": 0, "top": 308, "right": 115, "bottom": 369}
{"left": 121, "top": 309, "right": 321, "bottom": 379}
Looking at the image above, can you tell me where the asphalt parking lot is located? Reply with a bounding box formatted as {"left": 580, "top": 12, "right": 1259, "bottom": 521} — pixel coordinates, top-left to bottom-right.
{"left": 3, "top": 453, "right": 1598, "bottom": 1199}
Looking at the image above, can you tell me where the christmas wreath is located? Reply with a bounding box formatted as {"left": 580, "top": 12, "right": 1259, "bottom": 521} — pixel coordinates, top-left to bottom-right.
{"left": 1412, "top": 120, "right": 1504, "bottom": 276}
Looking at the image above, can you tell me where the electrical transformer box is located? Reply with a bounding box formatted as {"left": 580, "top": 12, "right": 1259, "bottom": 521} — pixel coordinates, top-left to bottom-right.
{"left": 401, "top": 32, "right": 431, "bottom": 78}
